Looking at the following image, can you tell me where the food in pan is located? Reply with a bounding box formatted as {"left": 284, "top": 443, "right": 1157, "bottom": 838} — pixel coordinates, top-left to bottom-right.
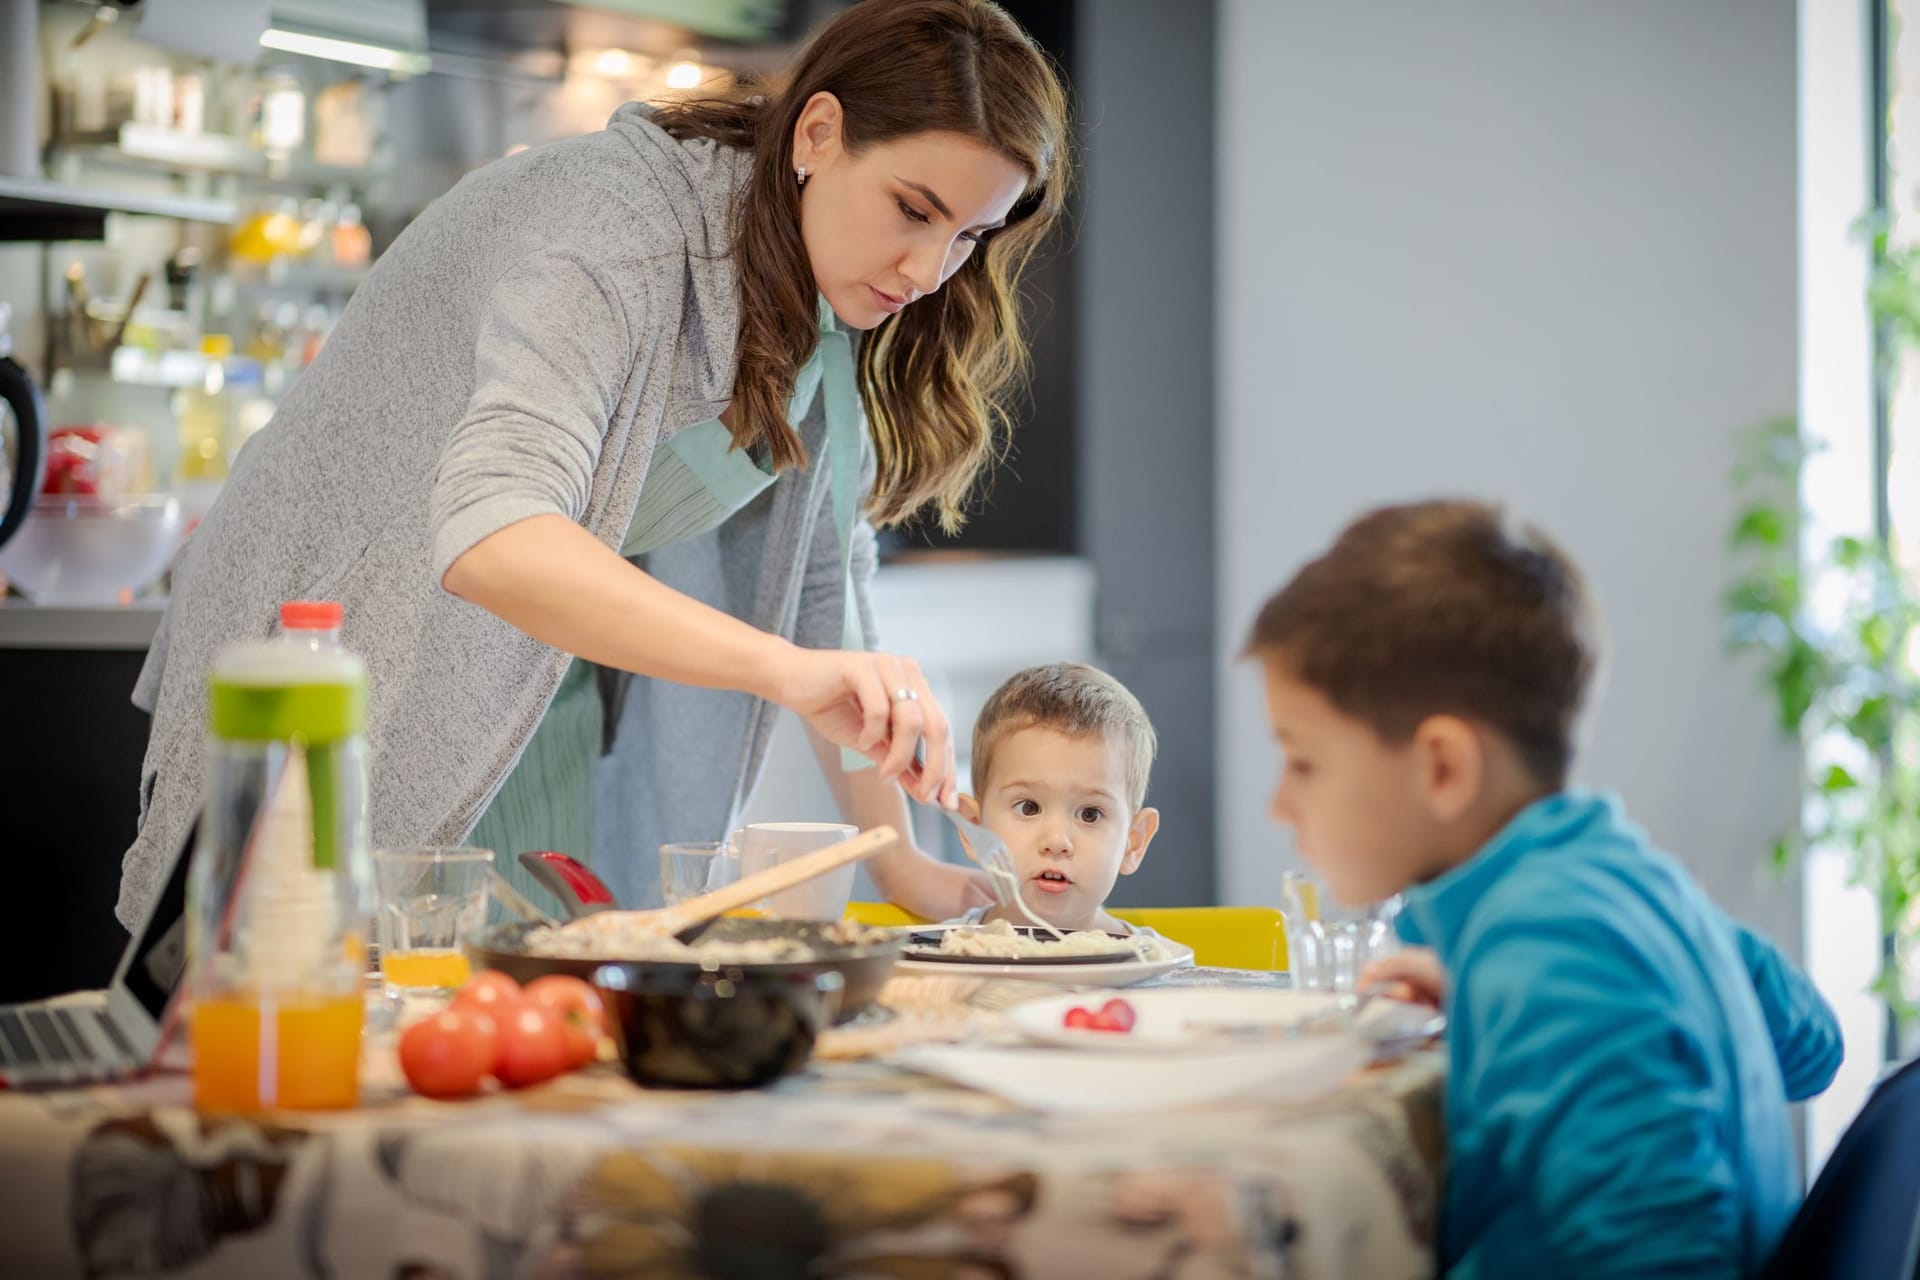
{"left": 519, "top": 914, "right": 894, "bottom": 963}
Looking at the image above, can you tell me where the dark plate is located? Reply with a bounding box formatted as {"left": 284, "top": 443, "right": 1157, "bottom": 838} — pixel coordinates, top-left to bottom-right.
{"left": 465, "top": 917, "right": 904, "bottom": 1025}
{"left": 904, "top": 926, "right": 1140, "bottom": 966}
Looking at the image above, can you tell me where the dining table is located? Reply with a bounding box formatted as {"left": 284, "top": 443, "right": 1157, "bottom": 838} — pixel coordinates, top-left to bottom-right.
{"left": 0, "top": 965, "right": 1445, "bottom": 1280}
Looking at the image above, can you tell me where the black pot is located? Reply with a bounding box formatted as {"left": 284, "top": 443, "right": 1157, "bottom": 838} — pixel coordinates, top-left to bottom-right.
{"left": 592, "top": 963, "right": 844, "bottom": 1090}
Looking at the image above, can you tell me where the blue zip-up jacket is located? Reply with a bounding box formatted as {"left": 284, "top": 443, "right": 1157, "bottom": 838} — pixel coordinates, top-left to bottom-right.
{"left": 1397, "top": 791, "right": 1842, "bottom": 1280}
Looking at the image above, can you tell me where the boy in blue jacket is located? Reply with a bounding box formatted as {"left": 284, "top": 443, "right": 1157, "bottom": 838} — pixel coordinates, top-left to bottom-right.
{"left": 1246, "top": 500, "right": 1842, "bottom": 1280}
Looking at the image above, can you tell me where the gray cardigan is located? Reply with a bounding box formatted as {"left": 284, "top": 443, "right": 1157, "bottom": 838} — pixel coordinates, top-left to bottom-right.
{"left": 117, "top": 105, "right": 878, "bottom": 927}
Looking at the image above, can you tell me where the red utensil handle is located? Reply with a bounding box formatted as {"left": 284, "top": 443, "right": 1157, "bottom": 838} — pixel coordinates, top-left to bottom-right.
{"left": 518, "top": 850, "right": 617, "bottom": 918}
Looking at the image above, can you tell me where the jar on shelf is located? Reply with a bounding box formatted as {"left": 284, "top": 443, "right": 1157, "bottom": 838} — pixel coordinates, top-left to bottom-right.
{"left": 331, "top": 203, "right": 371, "bottom": 269}
{"left": 231, "top": 199, "right": 304, "bottom": 265}
{"left": 254, "top": 67, "right": 306, "bottom": 155}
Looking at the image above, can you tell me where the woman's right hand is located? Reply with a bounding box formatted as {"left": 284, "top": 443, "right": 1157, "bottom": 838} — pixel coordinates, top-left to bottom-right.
{"left": 768, "top": 645, "right": 957, "bottom": 808}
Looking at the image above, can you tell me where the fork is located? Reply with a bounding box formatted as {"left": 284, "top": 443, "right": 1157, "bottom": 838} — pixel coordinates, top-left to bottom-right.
{"left": 939, "top": 807, "right": 1068, "bottom": 941}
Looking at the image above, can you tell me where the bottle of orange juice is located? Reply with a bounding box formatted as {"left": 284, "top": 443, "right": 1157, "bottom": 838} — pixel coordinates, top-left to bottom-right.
{"left": 187, "top": 602, "right": 371, "bottom": 1113}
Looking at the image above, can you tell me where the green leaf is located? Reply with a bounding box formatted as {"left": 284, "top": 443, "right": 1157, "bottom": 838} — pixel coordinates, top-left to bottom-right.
{"left": 1846, "top": 694, "right": 1895, "bottom": 754}
{"left": 1833, "top": 536, "right": 1870, "bottom": 570}
{"left": 1773, "top": 642, "right": 1826, "bottom": 730}
{"left": 1821, "top": 764, "right": 1861, "bottom": 794}
{"left": 1732, "top": 506, "right": 1788, "bottom": 550}
{"left": 1725, "top": 576, "right": 1793, "bottom": 621}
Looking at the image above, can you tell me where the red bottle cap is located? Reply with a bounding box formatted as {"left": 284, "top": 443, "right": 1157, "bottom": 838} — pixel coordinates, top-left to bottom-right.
{"left": 279, "top": 600, "right": 343, "bottom": 631}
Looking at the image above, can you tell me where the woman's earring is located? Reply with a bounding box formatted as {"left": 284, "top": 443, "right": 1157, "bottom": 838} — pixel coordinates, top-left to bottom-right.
{"left": 795, "top": 165, "right": 808, "bottom": 188}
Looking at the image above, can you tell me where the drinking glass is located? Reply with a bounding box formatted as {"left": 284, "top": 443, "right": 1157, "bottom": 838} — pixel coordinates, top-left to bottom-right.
{"left": 372, "top": 848, "right": 492, "bottom": 997}
{"left": 1281, "top": 870, "right": 1401, "bottom": 992}
{"left": 659, "top": 841, "right": 741, "bottom": 907}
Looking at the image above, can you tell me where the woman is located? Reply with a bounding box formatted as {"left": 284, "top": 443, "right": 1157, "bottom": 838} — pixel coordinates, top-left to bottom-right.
{"left": 115, "top": 0, "right": 1071, "bottom": 926}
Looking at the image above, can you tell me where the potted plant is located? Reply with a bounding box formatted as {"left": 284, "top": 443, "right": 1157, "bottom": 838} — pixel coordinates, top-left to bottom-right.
{"left": 1726, "top": 220, "right": 1920, "bottom": 1025}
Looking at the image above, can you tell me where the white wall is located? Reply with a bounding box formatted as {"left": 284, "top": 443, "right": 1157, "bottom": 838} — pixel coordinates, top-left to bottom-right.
{"left": 1216, "top": 0, "right": 1805, "bottom": 958}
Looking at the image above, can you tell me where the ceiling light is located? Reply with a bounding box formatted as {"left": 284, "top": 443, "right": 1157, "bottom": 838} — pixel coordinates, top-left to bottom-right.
{"left": 665, "top": 59, "right": 703, "bottom": 90}
{"left": 593, "top": 49, "right": 637, "bottom": 79}
{"left": 259, "top": 28, "right": 431, "bottom": 75}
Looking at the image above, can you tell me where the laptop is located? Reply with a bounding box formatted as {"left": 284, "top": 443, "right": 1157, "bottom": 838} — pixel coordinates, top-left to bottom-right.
{"left": 0, "top": 819, "right": 194, "bottom": 1087}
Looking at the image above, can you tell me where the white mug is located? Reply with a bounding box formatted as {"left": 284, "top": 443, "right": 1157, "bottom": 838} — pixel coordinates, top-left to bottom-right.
{"left": 728, "top": 822, "right": 860, "bottom": 921}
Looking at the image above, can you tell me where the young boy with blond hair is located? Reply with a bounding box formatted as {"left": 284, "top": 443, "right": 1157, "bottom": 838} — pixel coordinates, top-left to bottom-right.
{"left": 952, "top": 662, "right": 1160, "bottom": 933}
{"left": 1247, "top": 500, "right": 1841, "bottom": 1280}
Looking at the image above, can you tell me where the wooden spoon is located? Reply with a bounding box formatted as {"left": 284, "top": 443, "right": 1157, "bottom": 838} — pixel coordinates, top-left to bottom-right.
{"left": 569, "top": 825, "right": 901, "bottom": 946}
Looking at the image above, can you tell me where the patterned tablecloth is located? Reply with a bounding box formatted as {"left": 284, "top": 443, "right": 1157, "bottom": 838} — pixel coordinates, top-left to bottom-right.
{"left": 0, "top": 970, "right": 1445, "bottom": 1280}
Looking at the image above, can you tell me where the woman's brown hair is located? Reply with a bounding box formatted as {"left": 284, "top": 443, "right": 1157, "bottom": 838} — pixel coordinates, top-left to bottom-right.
{"left": 651, "top": 0, "right": 1072, "bottom": 533}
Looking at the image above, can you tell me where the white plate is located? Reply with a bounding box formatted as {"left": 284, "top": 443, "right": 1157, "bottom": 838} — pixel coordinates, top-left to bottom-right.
{"left": 896, "top": 1034, "right": 1374, "bottom": 1113}
{"left": 1006, "top": 987, "right": 1433, "bottom": 1052}
{"left": 892, "top": 930, "right": 1195, "bottom": 987}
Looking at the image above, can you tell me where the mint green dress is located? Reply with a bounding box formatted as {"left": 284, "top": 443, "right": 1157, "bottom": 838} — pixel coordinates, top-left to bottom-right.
{"left": 473, "top": 298, "right": 870, "bottom": 910}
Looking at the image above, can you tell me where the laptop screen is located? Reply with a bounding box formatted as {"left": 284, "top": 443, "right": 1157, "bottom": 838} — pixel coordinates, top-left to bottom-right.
{"left": 115, "top": 818, "right": 194, "bottom": 1022}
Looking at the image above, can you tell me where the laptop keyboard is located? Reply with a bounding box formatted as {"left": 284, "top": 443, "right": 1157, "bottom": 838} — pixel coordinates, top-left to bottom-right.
{"left": 27, "top": 1009, "right": 75, "bottom": 1063}
{"left": 0, "top": 1003, "right": 133, "bottom": 1073}
{"left": 94, "top": 1012, "right": 138, "bottom": 1061}
{"left": 0, "top": 1011, "right": 34, "bottom": 1061}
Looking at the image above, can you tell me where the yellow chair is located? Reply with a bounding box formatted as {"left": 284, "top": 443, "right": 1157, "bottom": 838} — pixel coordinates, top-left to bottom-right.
{"left": 843, "top": 902, "right": 1289, "bottom": 972}
{"left": 845, "top": 901, "right": 924, "bottom": 929}
{"left": 1112, "top": 907, "right": 1288, "bottom": 971}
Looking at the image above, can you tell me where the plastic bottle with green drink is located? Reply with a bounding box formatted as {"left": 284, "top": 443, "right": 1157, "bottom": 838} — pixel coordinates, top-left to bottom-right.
{"left": 188, "top": 600, "right": 372, "bottom": 1112}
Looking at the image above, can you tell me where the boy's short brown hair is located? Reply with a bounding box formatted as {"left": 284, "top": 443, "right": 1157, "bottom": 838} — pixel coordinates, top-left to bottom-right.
{"left": 971, "top": 663, "right": 1158, "bottom": 808}
{"left": 1245, "top": 500, "right": 1601, "bottom": 787}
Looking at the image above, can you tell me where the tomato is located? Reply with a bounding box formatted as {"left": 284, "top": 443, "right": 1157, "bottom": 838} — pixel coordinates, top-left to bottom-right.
{"left": 398, "top": 1009, "right": 496, "bottom": 1099}
{"left": 1061, "top": 999, "right": 1133, "bottom": 1032}
{"left": 451, "top": 970, "right": 524, "bottom": 1021}
{"left": 524, "top": 975, "right": 604, "bottom": 1069}
{"left": 492, "top": 1003, "right": 571, "bottom": 1088}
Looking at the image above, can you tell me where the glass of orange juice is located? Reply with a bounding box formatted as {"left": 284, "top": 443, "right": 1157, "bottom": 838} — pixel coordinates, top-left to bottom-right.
{"left": 373, "top": 848, "right": 492, "bottom": 999}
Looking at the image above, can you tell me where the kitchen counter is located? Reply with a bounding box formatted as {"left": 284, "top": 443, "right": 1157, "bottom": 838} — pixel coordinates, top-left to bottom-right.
{"left": 0, "top": 599, "right": 165, "bottom": 650}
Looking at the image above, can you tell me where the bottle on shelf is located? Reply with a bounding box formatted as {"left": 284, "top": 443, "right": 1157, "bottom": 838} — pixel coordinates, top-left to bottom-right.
{"left": 228, "top": 361, "right": 276, "bottom": 460}
{"left": 298, "top": 304, "right": 334, "bottom": 368}
{"left": 174, "top": 334, "right": 233, "bottom": 522}
{"left": 254, "top": 67, "right": 307, "bottom": 156}
{"left": 296, "top": 198, "right": 337, "bottom": 260}
{"left": 331, "top": 203, "right": 371, "bottom": 269}
{"left": 231, "top": 199, "right": 304, "bottom": 266}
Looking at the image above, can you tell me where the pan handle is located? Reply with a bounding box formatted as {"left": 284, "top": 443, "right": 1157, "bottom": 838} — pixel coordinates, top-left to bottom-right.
{"left": 517, "top": 850, "right": 618, "bottom": 919}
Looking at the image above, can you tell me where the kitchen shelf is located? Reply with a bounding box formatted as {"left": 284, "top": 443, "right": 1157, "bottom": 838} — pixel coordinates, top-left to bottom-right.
{"left": 0, "top": 176, "right": 235, "bottom": 242}
{"left": 54, "top": 125, "right": 387, "bottom": 192}
{"left": 61, "top": 124, "right": 261, "bottom": 175}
